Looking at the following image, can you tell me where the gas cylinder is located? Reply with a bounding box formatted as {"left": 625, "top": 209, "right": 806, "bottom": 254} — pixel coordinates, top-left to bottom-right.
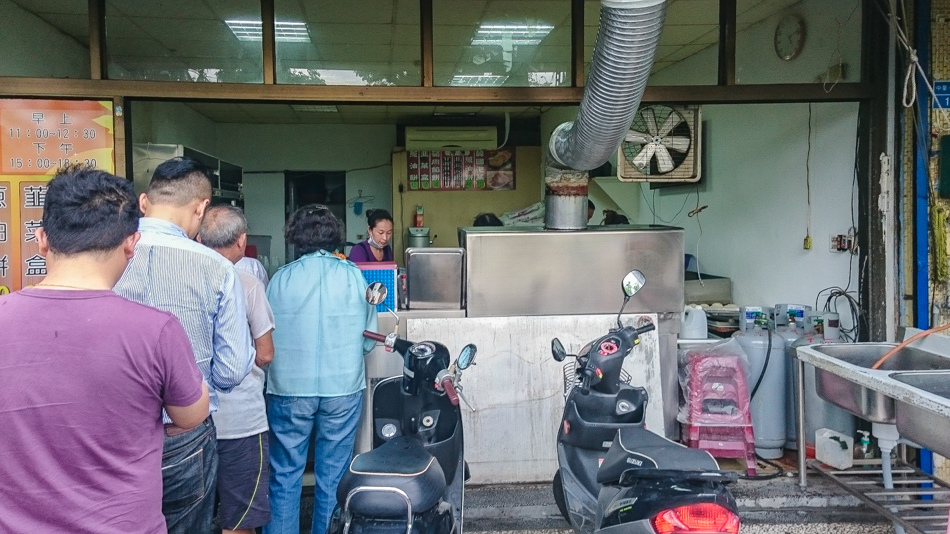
{"left": 733, "top": 317, "right": 787, "bottom": 460}
{"left": 788, "top": 312, "right": 855, "bottom": 455}
{"left": 773, "top": 304, "right": 811, "bottom": 449}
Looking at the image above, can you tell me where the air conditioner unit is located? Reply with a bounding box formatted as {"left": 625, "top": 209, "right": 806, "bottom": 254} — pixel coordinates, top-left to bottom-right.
{"left": 405, "top": 126, "right": 497, "bottom": 151}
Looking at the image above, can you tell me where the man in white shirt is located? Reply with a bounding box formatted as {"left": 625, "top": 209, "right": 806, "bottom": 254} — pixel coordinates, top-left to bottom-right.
{"left": 237, "top": 256, "right": 269, "bottom": 288}
{"left": 199, "top": 205, "right": 275, "bottom": 534}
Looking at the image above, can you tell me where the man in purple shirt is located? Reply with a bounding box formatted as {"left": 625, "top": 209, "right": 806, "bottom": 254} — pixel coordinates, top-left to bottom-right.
{"left": 0, "top": 165, "right": 209, "bottom": 534}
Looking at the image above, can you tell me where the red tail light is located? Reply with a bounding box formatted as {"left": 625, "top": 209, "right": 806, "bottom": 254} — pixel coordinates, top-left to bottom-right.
{"left": 651, "top": 503, "right": 740, "bottom": 534}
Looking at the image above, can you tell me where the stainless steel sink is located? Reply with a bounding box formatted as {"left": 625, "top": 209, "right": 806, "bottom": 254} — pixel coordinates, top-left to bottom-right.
{"left": 891, "top": 371, "right": 950, "bottom": 458}
{"left": 811, "top": 343, "right": 950, "bottom": 371}
{"left": 812, "top": 343, "right": 950, "bottom": 423}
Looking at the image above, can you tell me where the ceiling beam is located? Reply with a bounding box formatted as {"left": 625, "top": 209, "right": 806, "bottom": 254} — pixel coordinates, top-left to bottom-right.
{"left": 261, "top": 0, "right": 276, "bottom": 85}
{"left": 571, "top": 0, "right": 585, "bottom": 87}
{"left": 421, "top": 0, "right": 434, "bottom": 88}
{"left": 0, "top": 77, "right": 878, "bottom": 105}
{"left": 88, "top": 0, "right": 107, "bottom": 80}
{"left": 718, "top": 0, "right": 736, "bottom": 86}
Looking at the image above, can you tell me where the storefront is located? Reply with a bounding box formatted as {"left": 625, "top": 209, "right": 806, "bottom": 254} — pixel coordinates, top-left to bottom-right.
{"left": 4, "top": 0, "right": 938, "bottom": 480}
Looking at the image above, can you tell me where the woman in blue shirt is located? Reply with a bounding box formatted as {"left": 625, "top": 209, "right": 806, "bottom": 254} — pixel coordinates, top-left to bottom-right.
{"left": 264, "top": 205, "right": 378, "bottom": 534}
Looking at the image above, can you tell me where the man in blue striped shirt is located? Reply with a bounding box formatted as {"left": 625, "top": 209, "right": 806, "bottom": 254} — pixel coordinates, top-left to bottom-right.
{"left": 115, "top": 157, "right": 255, "bottom": 534}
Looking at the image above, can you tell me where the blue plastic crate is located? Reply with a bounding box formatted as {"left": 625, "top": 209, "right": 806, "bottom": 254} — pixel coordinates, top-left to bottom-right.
{"left": 357, "top": 262, "right": 397, "bottom": 312}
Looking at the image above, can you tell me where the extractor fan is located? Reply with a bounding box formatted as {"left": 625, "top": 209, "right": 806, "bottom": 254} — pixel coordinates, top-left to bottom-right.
{"left": 617, "top": 104, "right": 701, "bottom": 183}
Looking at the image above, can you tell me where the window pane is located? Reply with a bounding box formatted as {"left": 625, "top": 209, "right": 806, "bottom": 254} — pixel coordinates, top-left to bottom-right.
{"left": 276, "top": 0, "right": 420, "bottom": 86}
{"left": 434, "top": 1, "right": 571, "bottom": 87}
{"left": 106, "top": 0, "right": 263, "bottom": 83}
{"left": 735, "top": 0, "right": 862, "bottom": 84}
{"left": 585, "top": 0, "right": 719, "bottom": 86}
{"left": 0, "top": 0, "right": 89, "bottom": 78}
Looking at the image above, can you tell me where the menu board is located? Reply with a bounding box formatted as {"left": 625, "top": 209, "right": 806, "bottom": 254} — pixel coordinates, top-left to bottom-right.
{"left": 0, "top": 99, "right": 115, "bottom": 293}
{"left": 1, "top": 99, "right": 114, "bottom": 174}
{"left": 407, "top": 148, "right": 515, "bottom": 191}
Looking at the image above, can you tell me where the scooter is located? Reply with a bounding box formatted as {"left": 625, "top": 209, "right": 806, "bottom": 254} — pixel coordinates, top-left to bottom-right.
{"left": 328, "top": 282, "right": 476, "bottom": 534}
{"left": 551, "top": 270, "right": 740, "bottom": 534}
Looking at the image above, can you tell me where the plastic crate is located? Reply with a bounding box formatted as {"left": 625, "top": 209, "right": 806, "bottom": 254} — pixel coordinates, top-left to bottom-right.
{"left": 356, "top": 262, "right": 398, "bottom": 312}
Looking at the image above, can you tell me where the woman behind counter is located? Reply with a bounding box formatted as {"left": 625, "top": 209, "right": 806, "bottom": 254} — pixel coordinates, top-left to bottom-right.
{"left": 347, "top": 209, "right": 393, "bottom": 262}
{"left": 264, "top": 204, "right": 378, "bottom": 534}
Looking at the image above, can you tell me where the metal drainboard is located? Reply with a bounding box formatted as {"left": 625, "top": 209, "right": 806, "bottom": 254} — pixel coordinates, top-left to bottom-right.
{"left": 809, "top": 459, "right": 950, "bottom": 534}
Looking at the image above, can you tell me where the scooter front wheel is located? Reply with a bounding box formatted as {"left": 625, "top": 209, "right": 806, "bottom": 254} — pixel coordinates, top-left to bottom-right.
{"left": 552, "top": 470, "right": 570, "bottom": 523}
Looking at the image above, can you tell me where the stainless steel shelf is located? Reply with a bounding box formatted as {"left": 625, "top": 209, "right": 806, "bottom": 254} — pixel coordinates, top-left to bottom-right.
{"left": 809, "top": 458, "right": 950, "bottom": 534}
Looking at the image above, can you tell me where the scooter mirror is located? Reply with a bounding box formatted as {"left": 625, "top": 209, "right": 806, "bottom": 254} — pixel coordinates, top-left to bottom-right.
{"left": 551, "top": 338, "right": 568, "bottom": 362}
{"left": 622, "top": 270, "right": 646, "bottom": 298}
{"left": 365, "top": 282, "right": 388, "bottom": 305}
{"left": 458, "top": 344, "right": 477, "bottom": 369}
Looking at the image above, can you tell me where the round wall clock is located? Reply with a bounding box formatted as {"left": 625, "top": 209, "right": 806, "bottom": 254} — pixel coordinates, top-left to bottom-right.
{"left": 774, "top": 14, "right": 805, "bottom": 61}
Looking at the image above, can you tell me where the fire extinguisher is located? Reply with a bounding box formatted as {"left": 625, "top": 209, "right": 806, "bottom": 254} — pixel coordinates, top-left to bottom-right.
{"left": 414, "top": 205, "right": 424, "bottom": 227}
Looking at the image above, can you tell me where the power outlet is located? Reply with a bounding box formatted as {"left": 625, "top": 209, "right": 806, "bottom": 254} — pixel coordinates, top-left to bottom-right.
{"left": 830, "top": 234, "right": 854, "bottom": 253}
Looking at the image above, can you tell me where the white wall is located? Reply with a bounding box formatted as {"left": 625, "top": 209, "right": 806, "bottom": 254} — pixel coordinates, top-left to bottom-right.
{"left": 215, "top": 124, "right": 396, "bottom": 266}
{"left": 638, "top": 102, "right": 860, "bottom": 331}
{"left": 0, "top": 0, "right": 88, "bottom": 78}
{"left": 131, "top": 101, "right": 218, "bottom": 156}
{"left": 651, "top": 0, "right": 862, "bottom": 86}
{"left": 629, "top": 0, "right": 863, "bottom": 333}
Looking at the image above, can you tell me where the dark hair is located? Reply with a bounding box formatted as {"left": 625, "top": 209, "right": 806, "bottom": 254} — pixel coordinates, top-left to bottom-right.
{"left": 285, "top": 204, "right": 343, "bottom": 255}
{"left": 42, "top": 164, "right": 140, "bottom": 255}
{"left": 366, "top": 209, "right": 393, "bottom": 229}
{"left": 587, "top": 199, "right": 595, "bottom": 211}
{"left": 199, "top": 205, "right": 247, "bottom": 249}
{"left": 146, "top": 157, "right": 214, "bottom": 207}
{"left": 473, "top": 213, "right": 504, "bottom": 227}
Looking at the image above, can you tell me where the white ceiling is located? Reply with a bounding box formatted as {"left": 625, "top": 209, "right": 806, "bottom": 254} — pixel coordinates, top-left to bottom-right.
{"left": 12, "top": 0, "right": 808, "bottom": 123}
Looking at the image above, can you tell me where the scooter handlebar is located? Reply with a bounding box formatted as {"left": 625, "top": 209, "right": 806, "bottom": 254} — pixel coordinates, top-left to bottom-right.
{"left": 636, "top": 323, "right": 656, "bottom": 335}
{"left": 440, "top": 376, "right": 460, "bottom": 406}
{"left": 363, "top": 330, "right": 387, "bottom": 342}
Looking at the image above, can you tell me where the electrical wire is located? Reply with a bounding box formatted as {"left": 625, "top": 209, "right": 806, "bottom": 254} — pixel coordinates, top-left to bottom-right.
{"left": 805, "top": 103, "right": 812, "bottom": 247}
{"left": 822, "top": 1, "right": 859, "bottom": 93}
{"left": 749, "top": 322, "right": 773, "bottom": 400}
{"left": 737, "top": 454, "right": 786, "bottom": 481}
{"left": 639, "top": 184, "right": 699, "bottom": 225}
{"left": 815, "top": 285, "right": 863, "bottom": 342}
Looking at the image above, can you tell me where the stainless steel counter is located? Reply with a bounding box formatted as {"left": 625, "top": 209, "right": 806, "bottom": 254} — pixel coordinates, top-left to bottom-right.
{"left": 458, "top": 225, "right": 685, "bottom": 437}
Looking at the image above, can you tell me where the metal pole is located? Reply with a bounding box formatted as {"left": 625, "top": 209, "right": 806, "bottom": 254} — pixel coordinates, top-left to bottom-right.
{"left": 797, "top": 357, "right": 808, "bottom": 489}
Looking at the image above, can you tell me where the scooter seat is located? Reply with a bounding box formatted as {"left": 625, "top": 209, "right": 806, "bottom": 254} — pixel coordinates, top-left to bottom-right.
{"left": 337, "top": 436, "right": 447, "bottom": 518}
{"left": 597, "top": 427, "right": 719, "bottom": 484}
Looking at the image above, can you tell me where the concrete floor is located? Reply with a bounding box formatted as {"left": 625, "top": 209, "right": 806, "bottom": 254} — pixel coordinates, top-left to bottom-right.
{"left": 297, "top": 457, "right": 918, "bottom": 534}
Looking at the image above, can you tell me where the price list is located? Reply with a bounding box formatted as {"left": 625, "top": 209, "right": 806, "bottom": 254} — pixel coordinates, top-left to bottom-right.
{"left": 0, "top": 99, "right": 114, "bottom": 293}
{"left": 0, "top": 99, "right": 114, "bottom": 174}
{"left": 0, "top": 181, "right": 11, "bottom": 294}
{"left": 407, "top": 148, "right": 515, "bottom": 192}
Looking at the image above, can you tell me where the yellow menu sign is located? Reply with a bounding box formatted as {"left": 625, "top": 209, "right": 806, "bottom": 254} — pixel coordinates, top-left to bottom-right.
{"left": 0, "top": 99, "right": 115, "bottom": 293}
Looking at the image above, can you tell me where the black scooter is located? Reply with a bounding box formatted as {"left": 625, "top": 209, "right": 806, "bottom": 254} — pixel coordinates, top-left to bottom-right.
{"left": 551, "top": 270, "right": 740, "bottom": 534}
{"left": 328, "top": 282, "right": 475, "bottom": 534}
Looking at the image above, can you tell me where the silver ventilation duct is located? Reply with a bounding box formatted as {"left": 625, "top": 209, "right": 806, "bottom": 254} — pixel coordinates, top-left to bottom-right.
{"left": 545, "top": 0, "right": 667, "bottom": 230}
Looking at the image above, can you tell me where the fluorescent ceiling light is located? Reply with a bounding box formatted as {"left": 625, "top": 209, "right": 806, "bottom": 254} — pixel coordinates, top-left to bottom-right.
{"left": 291, "top": 105, "right": 338, "bottom": 112}
{"left": 471, "top": 23, "right": 554, "bottom": 46}
{"left": 226, "top": 20, "right": 310, "bottom": 43}
{"left": 450, "top": 74, "right": 508, "bottom": 87}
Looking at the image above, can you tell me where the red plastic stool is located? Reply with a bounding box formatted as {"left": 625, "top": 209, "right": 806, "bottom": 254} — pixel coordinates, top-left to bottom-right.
{"left": 681, "top": 353, "right": 757, "bottom": 476}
